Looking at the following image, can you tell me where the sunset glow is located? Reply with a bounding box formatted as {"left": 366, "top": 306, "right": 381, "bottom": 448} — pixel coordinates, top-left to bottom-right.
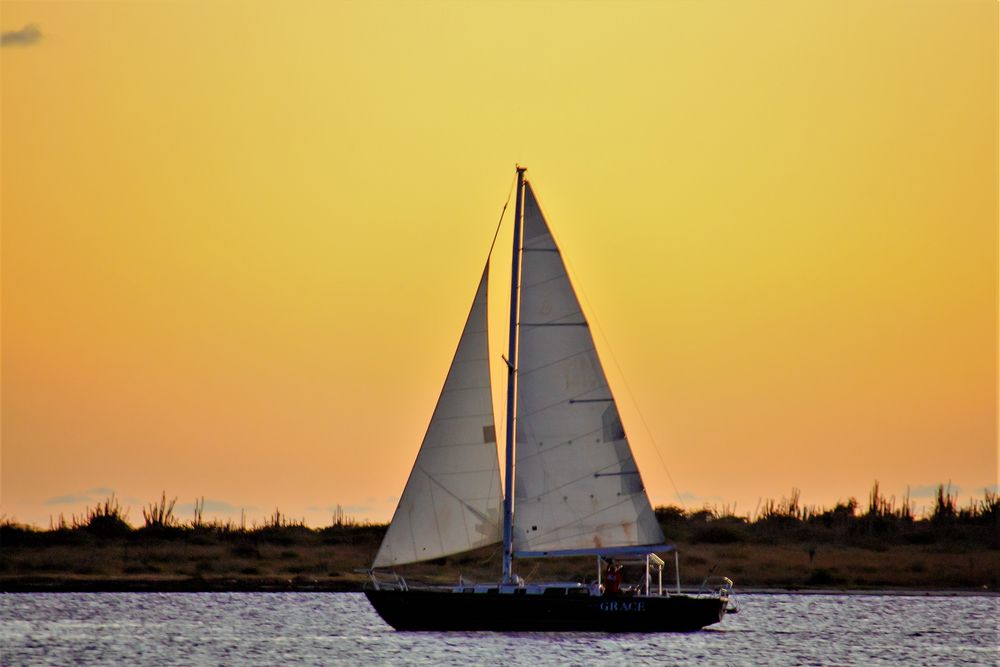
{"left": 2, "top": 1, "right": 996, "bottom": 528}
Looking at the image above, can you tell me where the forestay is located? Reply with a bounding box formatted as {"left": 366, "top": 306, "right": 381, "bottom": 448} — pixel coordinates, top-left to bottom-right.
{"left": 512, "top": 184, "right": 664, "bottom": 555}
{"left": 373, "top": 268, "right": 503, "bottom": 567}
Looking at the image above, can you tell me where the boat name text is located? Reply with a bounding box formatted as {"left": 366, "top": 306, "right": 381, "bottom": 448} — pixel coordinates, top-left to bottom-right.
{"left": 599, "top": 600, "right": 646, "bottom": 612}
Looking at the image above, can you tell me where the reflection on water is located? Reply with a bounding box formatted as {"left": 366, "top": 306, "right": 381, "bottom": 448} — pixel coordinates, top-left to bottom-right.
{"left": 1, "top": 592, "right": 997, "bottom": 666}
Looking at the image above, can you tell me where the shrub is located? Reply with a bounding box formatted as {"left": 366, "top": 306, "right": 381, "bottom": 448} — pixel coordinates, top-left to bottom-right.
{"left": 76, "top": 495, "right": 132, "bottom": 539}
{"left": 142, "top": 492, "right": 178, "bottom": 529}
{"left": 691, "top": 525, "right": 745, "bottom": 544}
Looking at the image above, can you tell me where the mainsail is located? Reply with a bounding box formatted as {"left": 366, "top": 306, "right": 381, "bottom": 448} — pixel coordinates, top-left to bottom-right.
{"left": 511, "top": 183, "right": 664, "bottom": 555}
{"left": 373, "top": 267, "right": 502, "bottom": 567}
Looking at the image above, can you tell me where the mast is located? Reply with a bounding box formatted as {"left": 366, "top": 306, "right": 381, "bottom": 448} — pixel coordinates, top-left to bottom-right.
{"left": 502, "top": 165, "right": 526, "bottom": 583}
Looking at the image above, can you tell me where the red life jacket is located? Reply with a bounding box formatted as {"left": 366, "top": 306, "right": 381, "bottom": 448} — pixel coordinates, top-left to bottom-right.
{"left": 605, "top": 569, "right": 621, "bottom": 594}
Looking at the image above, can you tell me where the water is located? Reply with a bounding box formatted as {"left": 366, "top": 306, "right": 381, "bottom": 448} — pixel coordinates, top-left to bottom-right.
{"left": 1, "top": 592, "right": 997, "bottom": 666}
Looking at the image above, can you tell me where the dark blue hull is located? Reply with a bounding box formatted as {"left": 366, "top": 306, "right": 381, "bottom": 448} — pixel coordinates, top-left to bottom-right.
{"left": 365, "top": 589, "right": 728, "bottom": 632}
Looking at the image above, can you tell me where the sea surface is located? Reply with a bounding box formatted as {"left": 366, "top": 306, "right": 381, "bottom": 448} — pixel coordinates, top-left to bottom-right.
{"left": 1, "top": 592, "right": 997, "bottom": 666}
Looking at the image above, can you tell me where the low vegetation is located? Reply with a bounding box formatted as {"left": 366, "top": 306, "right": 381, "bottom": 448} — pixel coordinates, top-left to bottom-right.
{"left": 1, "top": 484, "right": 996, "bottom": 592}
{"left": 656, "top": 482, "right": 998, "bottom": 551}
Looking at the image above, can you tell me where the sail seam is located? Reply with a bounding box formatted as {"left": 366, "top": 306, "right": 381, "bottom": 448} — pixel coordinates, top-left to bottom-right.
{"left": 519, "top": 272, "right": 570, "bottom": 291}
{"left": 516, "top": 496, "right": 637, "bottom": 544}
{"left": 514, "top": 544, "right": 675, "bottom": 559}
{"left": 516, "top": 458, "right": 630, "bottom": 500}
{"left": 427, "top": 468, "right": 501, "bottom": 476}
{"left": 443, "top": 359, "right": 490, "bottom": 368}
{"left": 429, "top": 441, "right": 502, "bottom": 450}
{"left": 425, "top": 413, "right": 494, "bottom": 422}
{"left": 516, "top": 385, "right": 614, "bottom": 421}
{"left": 520, "top": 322, "right": 588, "bottom": 327}
{"left": 430, "top": 480, "right": 445, "bottom": 556}
{"left": 517, "top": 347, "right": 602, "bottom": 378}
{"left": 438, "top": 385, "right": 492, "bottom": 392}
{"left": 515, "top": 424, "right": 606, "bottom": 460}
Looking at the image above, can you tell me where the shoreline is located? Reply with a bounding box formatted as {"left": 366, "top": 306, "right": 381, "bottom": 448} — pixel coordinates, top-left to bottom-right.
{"left": 5, "top": 520, "right": 996, "bottom": 594}
{"left": 2, "top": 577, "right": 996, "bottom": 597}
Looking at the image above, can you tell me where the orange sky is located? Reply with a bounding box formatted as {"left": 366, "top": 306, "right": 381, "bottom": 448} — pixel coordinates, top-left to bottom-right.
{"left": 2, "top": 1, "right": 997, "bottom": 529}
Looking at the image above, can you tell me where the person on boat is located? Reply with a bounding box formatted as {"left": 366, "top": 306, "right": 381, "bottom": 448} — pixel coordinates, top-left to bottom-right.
{"left": 604, "top": 559, "right": 622, "bottom": 596}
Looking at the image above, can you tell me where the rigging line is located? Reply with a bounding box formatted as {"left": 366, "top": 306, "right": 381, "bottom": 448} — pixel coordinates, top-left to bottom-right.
{"left": 479, "top": 545, "right": 501, "bottom": 566}
{"left": 415, "top": 464, "right": 492, "bottom": 524}
{"left": 554, "top": 235, "right": 685, "bottom": 508}
{"left": 485, "top": 171, "right": 518, "bottom": 264}
{"left": 488, "top": 169, "right": 518, "bottom": 461}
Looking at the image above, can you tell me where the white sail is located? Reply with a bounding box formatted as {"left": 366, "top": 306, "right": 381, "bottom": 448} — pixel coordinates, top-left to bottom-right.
{"left": 512, "top": 183, "right": 665, "bottom": 555}
{"left": 373, "top": 267, "right": 502, "bottom": 568}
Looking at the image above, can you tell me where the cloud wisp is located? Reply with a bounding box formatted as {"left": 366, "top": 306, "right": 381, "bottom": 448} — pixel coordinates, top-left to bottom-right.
{"left": 45, "top": 488, "right": 117, "bottom": 506}
{"left": 44, "top": 494, "right": 93, "bottom": 506}
{"left": 176, "top": 499, "right": 258, "bottom": 516}
{"left": 1, "top": 24, "right": 42, "bottom": 47}
{"left": 908, "top": 483, "right": 963, "bottom": 499}
{"left": 674, "top": 491, "right": 725, "bottom": 505}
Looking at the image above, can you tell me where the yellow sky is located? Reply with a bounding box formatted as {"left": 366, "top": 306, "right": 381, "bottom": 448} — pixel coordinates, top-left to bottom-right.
{"left": 2, "top": 1, "right": 996, "bottom": 528}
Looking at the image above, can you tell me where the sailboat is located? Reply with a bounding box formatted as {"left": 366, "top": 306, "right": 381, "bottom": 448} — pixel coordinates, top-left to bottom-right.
{"left": 364, "top": 167, "right": 733, "bottom": 632}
